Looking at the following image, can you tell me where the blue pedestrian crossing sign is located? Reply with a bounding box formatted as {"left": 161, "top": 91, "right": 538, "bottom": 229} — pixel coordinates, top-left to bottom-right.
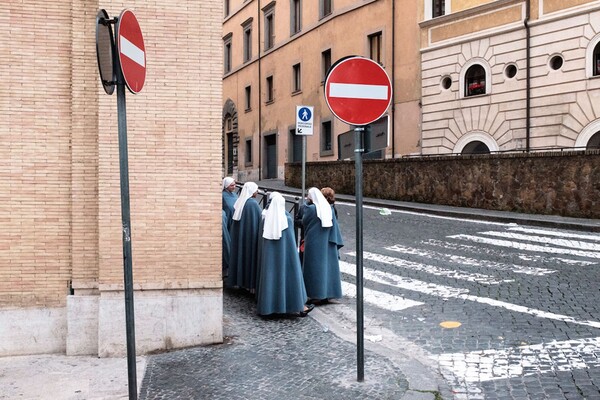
{"left": 296, "top": 105, "right": 314, "bottom": 135}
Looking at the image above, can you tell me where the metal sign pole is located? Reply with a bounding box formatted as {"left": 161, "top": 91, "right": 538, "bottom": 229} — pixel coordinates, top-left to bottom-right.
{"left": 354, "top": 126, "right": 365, "bottom": 382}
{"left": 301, "top": 135, "right": 306, "bottom": 199}
{"left": 116, "top": 46, "right": 138, "bottom": 400}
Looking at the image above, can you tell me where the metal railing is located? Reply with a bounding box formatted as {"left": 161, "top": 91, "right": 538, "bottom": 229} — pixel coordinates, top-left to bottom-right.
{"left": 233, "top": 184, "right": 302, "bottom": 244}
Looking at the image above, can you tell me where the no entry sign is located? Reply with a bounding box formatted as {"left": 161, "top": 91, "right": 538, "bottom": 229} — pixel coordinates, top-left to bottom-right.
{"left": 117, "top": 9, "right": 146, "bottom": 94}
{"left": 324, "top": 56, "right": 392, "bottom": 126}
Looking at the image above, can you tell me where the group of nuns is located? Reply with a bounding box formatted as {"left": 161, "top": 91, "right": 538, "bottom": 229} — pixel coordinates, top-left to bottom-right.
{"left": 221, "top": 178, "right": 344, "bottom": 318}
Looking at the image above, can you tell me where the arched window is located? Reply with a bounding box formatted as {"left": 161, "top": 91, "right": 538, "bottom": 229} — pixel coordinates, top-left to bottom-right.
{"left": 465, "top": 64, "right": 486, "bottom": 96}
{"left": 594, "top": 43, "right": 600, "bottom": 77}
{"left": 587, "top": 131, "right": 600, "bottom": 149}
{"left": 461, "top": 140, "right": 490, "bottom": 154}
{"left": 454, "top": 131, "right": 498, "bottom": 154}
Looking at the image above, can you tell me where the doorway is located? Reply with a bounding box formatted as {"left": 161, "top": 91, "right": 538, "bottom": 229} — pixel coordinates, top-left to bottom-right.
{"left": 264, "top": 134, "right": 277, "bottom": 179}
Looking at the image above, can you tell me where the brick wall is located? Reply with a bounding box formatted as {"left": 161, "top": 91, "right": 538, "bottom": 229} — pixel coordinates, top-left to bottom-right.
{"left": 1, "top": 0, "right": 223, "bottom": 306}
{"left": 286, "top": 151, "right": 600, "bottom": 219}
{"left": 0, "top": 2, "right": 74, "bottom": 307}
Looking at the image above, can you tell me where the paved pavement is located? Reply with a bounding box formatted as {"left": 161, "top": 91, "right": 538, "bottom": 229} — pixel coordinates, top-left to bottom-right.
{"left": 1, "top": 179, "right": 597, "bottom": 400}
{"left": 139, "top": 289, "right": 444, "bottom": 400}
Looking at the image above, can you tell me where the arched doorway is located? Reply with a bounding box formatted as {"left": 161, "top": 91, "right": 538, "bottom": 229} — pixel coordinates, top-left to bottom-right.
{"left": 222, "top": 99, "right": 238, "bottom": 177}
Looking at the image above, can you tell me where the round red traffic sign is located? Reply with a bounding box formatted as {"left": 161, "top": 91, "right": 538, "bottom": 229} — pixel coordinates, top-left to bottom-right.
{"left": 117, "top": 9, "right": 146, "bottom": 94}
{"left": 324, "top": 56, "right": 392, "bottom": 126}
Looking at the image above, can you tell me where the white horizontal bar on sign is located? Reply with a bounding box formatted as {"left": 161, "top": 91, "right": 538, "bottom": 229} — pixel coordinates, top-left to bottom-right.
{"left": 329, "top": 83, "right": 388, "bottom": 100}
{"left": 120, "top": 36, "right": 145, "bottom": 67}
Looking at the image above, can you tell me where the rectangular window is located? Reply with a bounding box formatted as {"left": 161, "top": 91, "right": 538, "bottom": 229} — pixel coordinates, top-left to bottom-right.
{"left": 266, "top": 75, "right": 274, "bottom": 102}
{"left": 432, "top": 0, "right": 445, "bottom": 18}
{"left": 320, "top": 0, "right": 332, "bottom": 19}
{"left": 264, "top": 4, "right": 275, "bottom": 50}
{"left": 245, "top": 85, "right": 252, "bottom": 111}
{"left": 292, "top": 63, "right": 301, "bottom": 93}
{"left": 242, "top": 21, "right": 252, "bottom": 62}
{"left": 321, "top": 120, "right": 332, "bottom": 155}
{"left": 291, "top": 0, "right": 302, "bottom": 35}
{"left": 223, "top": 34, "right": 232, "bottom": 74}
{"left": 369, "top": 32, "right": 382, "bottom": 65}
{"left": 321, "top": 49, "right": 332, "bottom": 82}
{"left": 224, "top": 0, "right": 230, "bottom": 17}
{"left": 245, "top": 138, "right": 252, "bottom": 165}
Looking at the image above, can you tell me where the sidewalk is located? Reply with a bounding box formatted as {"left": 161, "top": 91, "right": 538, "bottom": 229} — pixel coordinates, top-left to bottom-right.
{"left": 254, "top": 179, "right": 600, "bottom": 232}
{"left": 0, "top": 288, "right": 443, "bottom": 400}
{"left": 0, "top": 353, "right": 146, "bottom": 400}
{"left": 139, "top": 289, "right": 444, "bottom": 400}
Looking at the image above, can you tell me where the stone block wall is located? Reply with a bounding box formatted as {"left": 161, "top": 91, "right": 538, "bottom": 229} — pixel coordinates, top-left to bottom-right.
{"left": 285, "top": 151, "right": 600, "bottom": 219}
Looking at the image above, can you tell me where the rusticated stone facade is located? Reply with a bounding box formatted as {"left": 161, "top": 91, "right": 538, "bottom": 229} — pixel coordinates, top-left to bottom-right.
{"left": 286, "top": 151, "right": 600, "bottom": 218}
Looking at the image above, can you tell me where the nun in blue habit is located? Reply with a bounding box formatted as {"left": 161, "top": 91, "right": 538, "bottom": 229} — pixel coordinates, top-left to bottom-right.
{"left": 222, "top": 210, "right": 231, "bottom": 279}
{"left": 302, "top": 187, "right": 344, "bottom": 303}
{"left": 257, "top": 192, "right": 313, "bottom": 317}
{"left": 226, "top": 181, "right": 262, "bottom": 291}
{"left": 222, "top": 177, "right": 238, "bottom": 230}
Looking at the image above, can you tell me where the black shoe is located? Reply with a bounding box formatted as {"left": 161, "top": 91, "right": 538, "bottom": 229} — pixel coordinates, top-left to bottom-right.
{"left": 299, "top": 304, "right": 315, "bottom": 317}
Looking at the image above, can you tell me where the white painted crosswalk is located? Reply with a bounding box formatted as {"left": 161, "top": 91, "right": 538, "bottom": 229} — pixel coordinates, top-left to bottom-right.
{"left": 336, "top": 222, "right": 600, "bottom": 393}
{"left": 438, "top": 336, "right": 600, "bottom": 382}
{"left": 340, "top": 259, "right": 600, "bottom": 329}
{"left": 385, "top": 244, "right": 556, "bottom": 276}
{"left": 448, "top": 234, "right": 600, "bottom": 259}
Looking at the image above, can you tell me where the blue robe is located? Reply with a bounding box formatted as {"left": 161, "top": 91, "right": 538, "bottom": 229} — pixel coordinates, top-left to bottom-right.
{"left": 257, "top": 212, "right": 307, "bottom": 315}
{"left": 226, "top": 198, "right": 262, "bottom": 291}
{"left": 222, "top": 210, "right": 231, "bottom": 279}
{"left": 222, "top": 190, "right": 238, "bottom": 230}
{"left": 302, "top": 204, "right": 344, "bottom": 300}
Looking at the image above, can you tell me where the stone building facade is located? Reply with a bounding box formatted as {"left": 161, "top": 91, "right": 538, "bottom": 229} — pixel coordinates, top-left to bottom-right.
{"left": 421, "top": 0, "right": 600, "bottom": 154}
{"left": 223, "top": 0, "right": 600, "bottom": 180}
{"left": 222, "top": 0, "right": 421, "bottom": 181}
{"left": 0, "top": 1, "right": 223, "bottom": 356}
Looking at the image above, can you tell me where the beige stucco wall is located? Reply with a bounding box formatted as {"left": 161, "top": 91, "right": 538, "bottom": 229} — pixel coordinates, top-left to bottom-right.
{"left": 223, "top": 0, "right": 421, "bottom": 180}
{"left": 544, "top": 0, "right": 598, "bottom": 15}
{"left": 430, "top": 4, "right": 522, "bottom": 44}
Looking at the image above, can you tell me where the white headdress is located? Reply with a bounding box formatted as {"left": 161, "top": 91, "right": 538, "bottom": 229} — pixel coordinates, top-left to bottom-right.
{"left": 262, "top": 192, "right": 289, "bottom": 240}
{"left": 232, "top": 182, "right": 258, "bottom": 221}
{"left": 308, "top": 187, "right": 333, "bottom": 228}
{"left": 222, "top": 177, "right": 235, "bottom": 190}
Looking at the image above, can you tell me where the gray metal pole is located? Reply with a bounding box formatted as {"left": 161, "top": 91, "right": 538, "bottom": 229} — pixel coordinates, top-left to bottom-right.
{"left": 116, "top": 67, "right": 138, "bottom": 400}
{"left": 301, "top": 135, "right": 306, "bottom": 199}
{"left": 354, "top": 126, "right": 365, "bottom": 382}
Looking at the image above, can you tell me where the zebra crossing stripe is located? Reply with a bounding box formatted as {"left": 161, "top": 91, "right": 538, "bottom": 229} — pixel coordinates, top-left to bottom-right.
{"left": 480, "top": 231, "right": 600, "bottom": 252}
{"left": 340, "top": 260, "right": 600, "bottom": 329}
{"left": 438, "top": 336, "right": 600, "bottom": 382}
{"left": 339, "top": 260, "right": 468, "bottom": 298}
{"left": 385, "top": 244, "right": 555, "bottom": 276}
{"left": 426, "top": 238, "right": 594, "bottom": 266}
{"left": 340, "top": 281, "right": 423, "bottom": 311}
{"left": 508, "top": 226, "right": 600, "bottom": 241}
{"left": 449, "top": 234, "right": 600, "bottom": 259}
{"left": 353, "top": 251, "right": 514, "bottom": 285}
